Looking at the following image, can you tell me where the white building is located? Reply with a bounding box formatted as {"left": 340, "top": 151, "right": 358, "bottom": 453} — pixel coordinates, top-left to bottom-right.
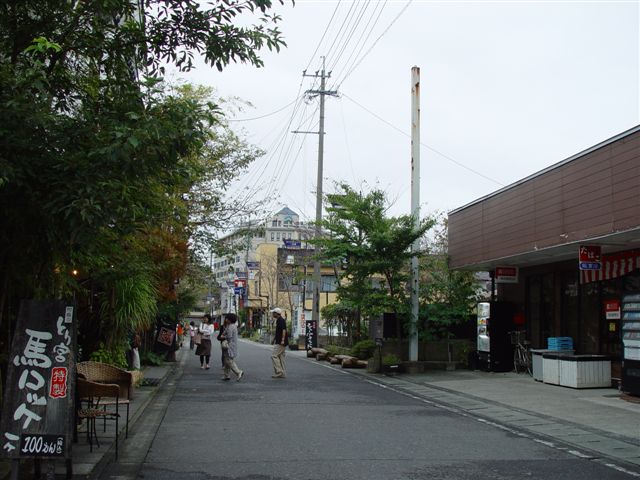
{"left": 210, "top": 207, "right": 314, "bottom": 315}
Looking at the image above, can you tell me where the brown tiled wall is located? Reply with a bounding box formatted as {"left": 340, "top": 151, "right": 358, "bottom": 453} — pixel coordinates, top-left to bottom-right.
{"left": 449, "top": 131, "right": 640, "bottom": 268}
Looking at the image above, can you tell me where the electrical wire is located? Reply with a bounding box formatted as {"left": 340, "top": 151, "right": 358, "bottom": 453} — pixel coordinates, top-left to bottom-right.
{"left": 341, "top": 92, "right": 506, "bottom": 186}
{"left": 329, "top": 0, "right": 387, "bottom": 89}
{"left": 304, "top": 1, "right": 342, "bottom": 73}
{"left": 337, "top": 0, "right": 414, "bottom": 90}
{"left": 326, "top": 1, "right": 372, "bottom": 75}
{"left": 228, "top": 98, "right": 299, "bottom": 122}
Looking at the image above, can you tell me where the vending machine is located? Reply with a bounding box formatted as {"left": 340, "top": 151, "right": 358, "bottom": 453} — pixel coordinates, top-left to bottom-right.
{"left": 477, "top": 302, "right": 516, "bottom": 372}
{"left": 621, "top": 293, "right": 640, "bottom": 395}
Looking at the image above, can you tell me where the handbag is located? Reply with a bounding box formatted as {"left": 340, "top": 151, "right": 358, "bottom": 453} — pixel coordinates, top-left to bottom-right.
{"left": 194, "top": 332, "right": 202, "bottom": 345}
{"left": 221, "top": 339, "right": 229, "bottom": 350}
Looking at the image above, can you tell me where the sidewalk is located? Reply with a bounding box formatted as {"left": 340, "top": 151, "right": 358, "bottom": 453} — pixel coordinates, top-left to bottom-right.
{"left": 338, "top": 361, "right": 640, "bottom": 469}
{"left": 0, "top": 359, "right": 175, "bottom": 480}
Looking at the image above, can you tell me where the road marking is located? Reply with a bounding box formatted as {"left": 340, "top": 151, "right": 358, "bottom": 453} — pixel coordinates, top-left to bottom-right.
{"left": 301, "top": 359, "right": 640, "bottom": 477}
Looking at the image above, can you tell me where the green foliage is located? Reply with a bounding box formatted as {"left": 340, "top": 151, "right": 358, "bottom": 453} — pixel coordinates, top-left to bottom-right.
{"left": 421, "top": 214, "right": 481, "bottom": 339}
{"left": 314, "top": 183, "right": 435, "bottom": 341}
{"left": 140, "top": 351, "right": 164, "bottom": 367}
{"left": 350, "top": 339, "right": 376, "bottom": 360}
{"left": 89, "top": 342, "right": 128, "bottom": 369}
{"left": 0, "top": 0, "right": 285, "bottom": 352}
{"left": 250, "top": 331, "right": 262, "bottom": 342}
{"left": 382, "top": 353, "right": 401, "bottom": 366}
{"left": 326, "top": 344, "right": 350, "bottom": 356}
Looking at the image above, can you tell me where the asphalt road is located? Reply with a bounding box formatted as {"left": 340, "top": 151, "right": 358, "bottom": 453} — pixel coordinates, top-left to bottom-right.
{"left": 98, "top": 340, "right": 639, "bottom": 480}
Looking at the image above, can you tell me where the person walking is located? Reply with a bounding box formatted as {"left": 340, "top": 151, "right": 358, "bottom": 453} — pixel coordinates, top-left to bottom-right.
{"left": 219, "top": 313, "right": 243, "bottom": 381}
{"left": 217, "top": 316, "right": 229, "bottom": 369}
{"left": 195, "top": 314, "right": 214, "bottom": 369}
{"left": 189, "top": 321, "right": 196, "bottom": 350}
{"left": 270, "top": 308, "right": 288, "bottom": 379}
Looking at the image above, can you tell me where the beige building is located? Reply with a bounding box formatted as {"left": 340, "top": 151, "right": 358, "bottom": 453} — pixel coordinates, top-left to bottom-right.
{"left": 247, "top": 243, "right": 339, "bottom": 339}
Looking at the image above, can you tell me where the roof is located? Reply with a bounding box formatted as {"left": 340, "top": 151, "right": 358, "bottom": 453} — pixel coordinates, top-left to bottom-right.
{"left": 276, "top": 207, "right": 298, "bottom": 217}
{"left": 449, "top": 124, "right": 640, "bottom": 215}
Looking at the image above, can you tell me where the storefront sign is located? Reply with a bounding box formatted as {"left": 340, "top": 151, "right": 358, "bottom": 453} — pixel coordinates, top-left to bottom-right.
{"left": 283, "top": 239, "right": 302, "bottom": 249}
{"left": 157, "top": 327, "right": 175, "bottom": 347}
{"left": 495, "top": 266, "right": 518, "bottom": 284}
{"left": 1, "top": 300, "right": 75, "bottom": 460}
{"left": 579, "top": 245, "right": 602, "bottom": 270}
{"left": 305, "top": 320, "right": 317, "bottom": 350}
{"left": 605, "top": 299, "right": 621, "bottom": 320}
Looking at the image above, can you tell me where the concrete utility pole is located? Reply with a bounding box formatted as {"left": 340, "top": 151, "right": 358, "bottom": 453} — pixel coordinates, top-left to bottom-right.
{"left": 409, "top": 66, "right": 421, "bottom": 362}
{"left": 293, "top": 57, "right": 337, "bottom": 346}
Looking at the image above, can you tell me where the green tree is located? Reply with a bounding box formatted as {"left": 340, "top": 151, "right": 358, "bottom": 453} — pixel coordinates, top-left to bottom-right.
{"left": 314, "top": 183, "right": 435, "bottom": 345}
{"left": 421, "top": 214, "right": 481, "bottom": 339}
{"left": 0, "top": 0, "right": 288, "bottom": 354}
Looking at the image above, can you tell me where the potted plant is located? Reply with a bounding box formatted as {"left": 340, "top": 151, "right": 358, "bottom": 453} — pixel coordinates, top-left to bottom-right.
{"left": 381, "top": 353, "right": 402, "bottom": 375}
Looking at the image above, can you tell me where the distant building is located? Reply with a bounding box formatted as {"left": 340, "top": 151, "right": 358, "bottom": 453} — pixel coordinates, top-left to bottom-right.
{"left": 210, "top": 207, "right": 315, "bottom": 317}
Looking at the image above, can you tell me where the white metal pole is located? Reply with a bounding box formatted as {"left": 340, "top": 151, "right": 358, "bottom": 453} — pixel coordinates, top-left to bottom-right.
{"left": 409, "top": 66, "right": 421, "bottom": 362}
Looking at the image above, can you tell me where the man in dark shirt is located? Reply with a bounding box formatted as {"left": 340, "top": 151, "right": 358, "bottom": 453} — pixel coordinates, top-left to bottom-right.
{"left": 271, "top": 308, "right": 288, "bottom": 378}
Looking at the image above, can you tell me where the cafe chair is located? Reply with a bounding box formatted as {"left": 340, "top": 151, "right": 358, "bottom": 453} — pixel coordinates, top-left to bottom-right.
{"left": 76, "top": 378, "right": 120, "bottom": 459}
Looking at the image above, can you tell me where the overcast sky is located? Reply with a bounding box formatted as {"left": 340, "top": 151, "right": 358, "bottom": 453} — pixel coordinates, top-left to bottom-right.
{"left": 180, "top": 0, "right": 639, "bottom": 225}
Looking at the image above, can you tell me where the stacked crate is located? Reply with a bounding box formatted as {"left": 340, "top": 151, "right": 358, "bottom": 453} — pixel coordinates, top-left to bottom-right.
{"left": 547, "top": 337, "right": 573, "bottom": 351}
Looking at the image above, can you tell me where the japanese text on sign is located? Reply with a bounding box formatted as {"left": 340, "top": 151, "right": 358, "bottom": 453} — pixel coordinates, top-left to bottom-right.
{"left": 1, "top": 301, "right": 74, "bottom": 459}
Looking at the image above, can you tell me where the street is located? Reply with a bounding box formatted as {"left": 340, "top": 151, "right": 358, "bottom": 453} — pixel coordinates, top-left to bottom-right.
{"left": 97, "top": 341, "right": 639, "bottom": 480}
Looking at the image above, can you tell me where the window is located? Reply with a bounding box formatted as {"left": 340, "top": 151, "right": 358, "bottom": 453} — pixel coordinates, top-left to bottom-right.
{"left": 276, "top": 233, "right": 281, "bottom": 240}
{"left": 271, "top": 232, "right": 275, "bottom": 241}
{"left": 272, "top": 220, "right": 278, "bottom": 227}
{"left": 321, "top": 275, "right": 338, "bottom": 292}
{"left": 287, "top": 232, "right": 292, "bottom": 239}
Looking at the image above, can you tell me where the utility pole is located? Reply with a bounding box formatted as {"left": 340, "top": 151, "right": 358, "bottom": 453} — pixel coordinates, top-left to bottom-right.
{"left": 293, "top": 56, "right": 337, "bottom": 348}
{"left": 409, "top": 66, "right": 421, "bottom": 362}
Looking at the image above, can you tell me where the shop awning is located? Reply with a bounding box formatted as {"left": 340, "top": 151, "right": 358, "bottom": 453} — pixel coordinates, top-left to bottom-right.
{"left": 580, "top": 249, "right": 640, "bottom": 284}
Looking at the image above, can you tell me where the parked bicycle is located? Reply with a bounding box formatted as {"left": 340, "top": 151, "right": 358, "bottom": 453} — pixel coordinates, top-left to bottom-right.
{"left": 510, "top": 330, "right": 532, "bottom": 376}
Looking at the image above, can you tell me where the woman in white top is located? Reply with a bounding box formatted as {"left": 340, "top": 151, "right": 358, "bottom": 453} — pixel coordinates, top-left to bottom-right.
{"left": 195, "top": 314, "right": 214, "bottom": 369}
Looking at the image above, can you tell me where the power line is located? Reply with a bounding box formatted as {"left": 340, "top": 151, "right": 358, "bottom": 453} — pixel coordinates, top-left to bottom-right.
{"left": 337, "top": 0, "right": 413, "bottom": 89}
{"left": 304, "top": 1, "right": 342, "bottom": 73}
{"left": 326, "top": 1, "right": 372, "bottom": 74}
{"left": 330, "top": 0, "right": 387, "bottom": 89}
{"left": 228, "top": 98, "right": 299, "bottom": 122}
{"left": 341, "top": 92, "right": 506, "bottom": 186}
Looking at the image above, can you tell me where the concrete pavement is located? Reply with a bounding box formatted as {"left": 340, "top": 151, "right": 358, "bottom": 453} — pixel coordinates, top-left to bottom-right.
{"left": 316, "top": 353, "right": 640, "bottom": 472}
{"left": 3, "top": 340, "right": 639, "bottom": 479}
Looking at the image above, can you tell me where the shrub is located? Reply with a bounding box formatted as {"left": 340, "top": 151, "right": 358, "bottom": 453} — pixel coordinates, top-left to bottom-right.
{"left": 89, "top": 342, "right": 128, "bottom": 369}
{"left": 140, "top": 351, "right": 164, "bottom": 366}
{"left": 350, "top": 339, "right": 376, "bottom": 360}
{"left": 382, "top": 353, "right": 401, "bottom": 366}
{"left": 250, "top": 331, "right": 261, "bottom": 342}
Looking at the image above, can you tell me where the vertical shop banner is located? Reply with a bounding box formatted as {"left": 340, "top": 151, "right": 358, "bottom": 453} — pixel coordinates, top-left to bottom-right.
{"left": 305, "top": 320, "right": 317, "bottom": 350}
{"left": 1, "top": 300, "right": 75, "bottom": 459}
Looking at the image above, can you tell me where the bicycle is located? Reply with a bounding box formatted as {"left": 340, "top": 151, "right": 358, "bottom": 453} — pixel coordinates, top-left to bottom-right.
{"left": 510, "top": 330, "right": 532, "bottom": 376}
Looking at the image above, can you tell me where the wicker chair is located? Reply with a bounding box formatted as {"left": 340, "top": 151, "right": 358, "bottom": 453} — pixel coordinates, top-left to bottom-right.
{"left": 77, "top": 378, "right": 121, "bottom": 459}
{"left": 77, "top": 361, "right": 133, "bottom": 437}
{"left": 77, "top": 361, "right": 134, "bottom": 399}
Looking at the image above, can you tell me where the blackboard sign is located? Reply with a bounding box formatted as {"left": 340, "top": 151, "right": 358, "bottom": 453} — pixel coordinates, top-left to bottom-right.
{"left": 305, "top": 320, "right": 317, "bottom": 350}
{"left": 1, "top": 300, "right": 76, "bottom": 459}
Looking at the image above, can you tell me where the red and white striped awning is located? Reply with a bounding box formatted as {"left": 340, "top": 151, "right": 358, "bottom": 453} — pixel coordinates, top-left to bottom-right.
{"left": 580, "top": 249, "right": 640, "bottom": 284}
